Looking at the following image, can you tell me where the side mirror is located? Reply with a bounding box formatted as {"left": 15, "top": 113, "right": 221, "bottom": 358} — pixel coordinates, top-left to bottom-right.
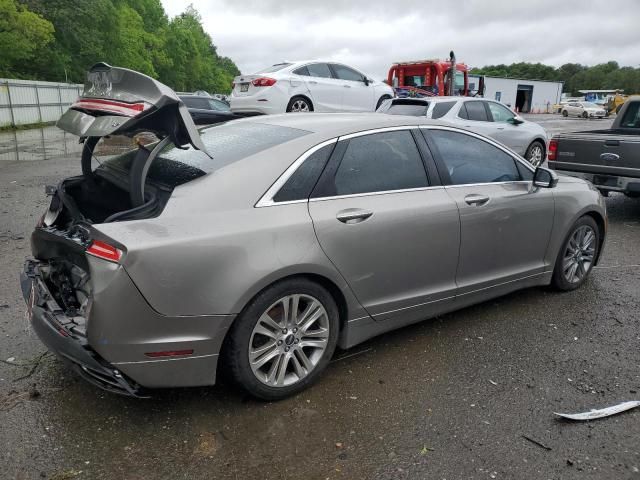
{"left": 509, "top": 115, "right": 524, "bottom": 125}
{"left": 363, "top": 77, "right": 371, "bottom": 86}
{"left": 533, "top": 166, "right": 558, "bottom": 188}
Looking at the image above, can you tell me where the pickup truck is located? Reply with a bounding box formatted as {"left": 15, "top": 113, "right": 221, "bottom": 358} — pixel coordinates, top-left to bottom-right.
{"left": 548, "top": 96, "right": 640, "bottom": 197}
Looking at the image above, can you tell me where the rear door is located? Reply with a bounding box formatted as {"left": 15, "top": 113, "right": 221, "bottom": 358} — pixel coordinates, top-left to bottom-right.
{"left": 423, "top": 127, "right": 554, "bottom": 296}
{"left": 308, "top": 128, "right": 460, "bottom": 323}
{"left": 457, "top": 100, "right": 498, "bottom": 138}
{"left": 296, "top": 63, "right": 343, "bottom": 112}
{"left": 329, "top": 63, "right": 374, "bottom": 111}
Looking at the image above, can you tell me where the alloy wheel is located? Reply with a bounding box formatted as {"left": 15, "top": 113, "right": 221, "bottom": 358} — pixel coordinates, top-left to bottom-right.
{"left": 527, "top": 144, "right": 544, "bottom": 167}
{"left": 248, "top": 294, "right": 330, "bottom": 387}
{"left": 290, "top": 100, "right": 310, "bottom": 112}
{"left": 562, "top": 225, "right": 596, "bottom": 283}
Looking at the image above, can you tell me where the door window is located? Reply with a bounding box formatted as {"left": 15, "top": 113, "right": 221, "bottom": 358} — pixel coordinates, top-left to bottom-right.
{"left": 293, "top": 66, "right": 310, "bottom": 76}
{"left": 273, "top": 143, "right": 335, "bottom": 202}
{"left": 428, "top": 130, "right": 521, "bottom": 185}
{"left": 306, "top": 63, "right": 333, "bottom": 79}
{"left": 431, "top": 101, "right": 456, "bottom": 119}
{"left": 462, "top": 101, "right": 490, "bottom": 121}
{"left": 318, "top": 130, "right": 428, "bottom": 196}
{"left": 487, "top": 102, "right": 514, "bottom": 123}
{"left": 331, "top": 64, "right": 365, "bottom": 82}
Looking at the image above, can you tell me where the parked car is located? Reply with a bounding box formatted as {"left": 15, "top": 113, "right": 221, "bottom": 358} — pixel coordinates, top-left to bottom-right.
{"left": 22, "top": 64, "right": 606, "bottom": 400}
{"left": 561, "top": 101, "right": 606, "bottom": 119}
{"left": 179, "top": 94, "right": 237, "bottom": 125}
{"left": 549, "top": 96, "right": 640, "bottom": 197}
{"left": 377, "top": 97, "right": 548, "bottom": 166}
{"left": 230, "top": 61, "right": 394, "bottom": 115}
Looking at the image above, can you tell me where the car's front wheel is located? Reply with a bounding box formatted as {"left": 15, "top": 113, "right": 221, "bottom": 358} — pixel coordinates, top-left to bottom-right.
{"left": 562, "top": 110, "right": 568, "bottom": 117}
{"left": 286, "top": 96, "right": 313, "bottom": 113}
{"left": 551, "top": 216, "right": 600, "bottom": 291}
{"left": 224, "top": 278, "right": 339, "bottom": 400}
{"left": 525, "top": 140, "right": 545, "bottom": 167}
{"left": 582, "top": 111, "right": 589, "bottom": 119}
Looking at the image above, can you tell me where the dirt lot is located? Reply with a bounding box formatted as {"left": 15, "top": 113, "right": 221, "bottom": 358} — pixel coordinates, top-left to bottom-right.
{"left": 1, "top": 115, "right": 639, "bottom": 480}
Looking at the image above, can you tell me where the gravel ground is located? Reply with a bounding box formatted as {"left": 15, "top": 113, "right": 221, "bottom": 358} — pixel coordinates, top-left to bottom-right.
{"left": 1, "top": 115, "right": 639, "bottom": 480}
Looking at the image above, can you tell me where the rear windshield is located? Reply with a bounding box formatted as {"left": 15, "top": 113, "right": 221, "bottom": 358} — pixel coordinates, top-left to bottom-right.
{"left": 257, "top": 63, "right": 292, "bottom": 73}
{"left": 384, "top": 100, "right": 430, "bottom": 116}
{"left": 103, "top": 122, "right": 310, "bottom": 187}
{"left": 619, "top": 102, "right": 640, "bottom": 128}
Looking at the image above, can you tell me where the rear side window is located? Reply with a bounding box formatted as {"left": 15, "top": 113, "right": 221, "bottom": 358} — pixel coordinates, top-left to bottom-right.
{"left": 306, "top": 63, "right": 333, "bottom": 79}
{"left": 462, "top": 101, "right": 489, "bottom": 121}
{"left": 428, "top": 130, "right": 521, "bottom": 185}
{"left": 293, "top": 66, "right": 310, "bottom": 76}
{"left": 182, "top": 97, "right": 209, "bottom": 109}
{"left": 273, "top": 143, "right": 334, "bottom": 202}
{"left": 431, "top": 101, "right": 456, "bottom": 119}
{"left": 323, "top": 130, "right": 428, "bottom": 196}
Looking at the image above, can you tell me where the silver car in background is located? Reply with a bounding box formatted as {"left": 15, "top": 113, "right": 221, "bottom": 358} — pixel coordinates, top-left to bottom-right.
{"left": 377, "top": 97, "right": 549, "bottom": 166}
{"left": 22, "top": 65, "right": 606, "bottom": 401}
{"left": 561, "top": 101, "right": 607, "bottom": 119}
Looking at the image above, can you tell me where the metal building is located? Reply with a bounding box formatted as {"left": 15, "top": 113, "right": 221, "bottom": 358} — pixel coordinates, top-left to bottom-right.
{"left": 469, "top": 75, "right": 563, "bottom": 113}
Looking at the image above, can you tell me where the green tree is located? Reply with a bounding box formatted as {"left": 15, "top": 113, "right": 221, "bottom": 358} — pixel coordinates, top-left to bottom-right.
{"left": 0, "top": 0, "right": 54, "bottom": 77}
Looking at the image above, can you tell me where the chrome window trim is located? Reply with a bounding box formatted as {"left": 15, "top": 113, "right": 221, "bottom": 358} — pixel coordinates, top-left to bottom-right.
{"left": 419, "top": 124, "right": 536, "bottom": 175}
{"left": 255, "top": 138, "right": 338, "bottom": 208}
{"left": 256, "top": 126, "right": 420, "bottom": 207}
{"left": 309, "top": 185, "right": 445, "bottom": 203}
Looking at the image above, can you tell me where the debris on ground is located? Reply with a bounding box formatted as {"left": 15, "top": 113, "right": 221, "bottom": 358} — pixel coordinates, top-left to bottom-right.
{"left": 522, "top": 435, "right": 552, "bottom": 451}
{"left": 554, "top": 400, "right": 640, "bottom": 421}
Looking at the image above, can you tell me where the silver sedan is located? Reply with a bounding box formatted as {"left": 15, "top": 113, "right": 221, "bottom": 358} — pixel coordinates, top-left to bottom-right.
{"left": 22, "top": 68, "right": 606, "bottom": 400}
{"left": 377, "top": 97, "right": 549, "bottom": 167}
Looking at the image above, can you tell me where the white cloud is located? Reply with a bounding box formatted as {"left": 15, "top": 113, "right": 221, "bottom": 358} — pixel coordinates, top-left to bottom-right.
{"left": 161, "top": 0, "right": 640, "bottom": 79}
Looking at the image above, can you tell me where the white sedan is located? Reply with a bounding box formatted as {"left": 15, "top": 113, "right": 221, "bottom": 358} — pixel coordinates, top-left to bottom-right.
{"left": 230, "top": 61, "right": 394, "bottom": 115}
{"left": 561, "top": 101, "right": 606, "bottom": 118}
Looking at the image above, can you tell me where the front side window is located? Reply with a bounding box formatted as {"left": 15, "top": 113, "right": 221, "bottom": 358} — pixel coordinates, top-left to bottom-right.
{"left": 487, "top": 102, "right": 514, "bottom": 123}
{"left": 306, "top": 63, "right": 333, "bottom": 79}
{"left": 331, "top": 64, "right": 365, "bottom": 82}
{"left": 428, "top": 130, "right": 521, "bottom": 185}
{"left": 323, "top": 130, "right": 428, "bottom": 196}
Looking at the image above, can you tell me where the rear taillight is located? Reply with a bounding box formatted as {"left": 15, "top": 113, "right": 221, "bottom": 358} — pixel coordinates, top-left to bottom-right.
{"left": 252, "top": 77, "right": 277, "bottom": 87}
{"left": 548, "top": 139, "right": 558, "bottom": 161}
{"left": 72, "top": 98, "right": 150, "bottom": 117}
{"left": 87, "top": 240, "right": 122, "bottom": 263}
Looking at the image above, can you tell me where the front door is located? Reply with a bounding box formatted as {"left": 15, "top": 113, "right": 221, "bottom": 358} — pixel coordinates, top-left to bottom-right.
{"left": 308, "top": 128, "right": 460, "bottom": 322}
{"left": 303, "top": 63, "right": 344, "bottom": 112}
{"left": 424, "top": 128, "right": 555, "bottom": 295}
{"left": 330, "top": 63, "right": 374, "bottom": 112}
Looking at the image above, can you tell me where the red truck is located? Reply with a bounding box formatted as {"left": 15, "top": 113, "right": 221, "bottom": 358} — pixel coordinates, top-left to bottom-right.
{"left": 387, "top": 51, "right": 484, "bottom": 98}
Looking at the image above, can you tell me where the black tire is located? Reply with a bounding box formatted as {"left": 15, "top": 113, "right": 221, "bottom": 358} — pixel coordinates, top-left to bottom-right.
{"left": 286, "top": 96, "right": 313, "bottom": 113}
{"left": 551, "top": 216, "right": 600, "bottom": 291}
{"left": 524, "top": 140, "right": 545, "bottom": 167}
{"left": 223, "top": 278, "right": 339, "bottom": 400}
{"left": 562, "top": 110, "right": 568, "bottom": 117}
{"left": 582, "top": 111, "right": 588, "bottom": 119}
{"left": 376, "top": 95, "right": 392, "bottom": 110}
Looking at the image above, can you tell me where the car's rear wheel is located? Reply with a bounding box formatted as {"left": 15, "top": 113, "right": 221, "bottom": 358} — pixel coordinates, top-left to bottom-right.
{"left": 224, "top": 278, "right": 339, "bottom": 400}
{"left": 551, "top": 216, "right": 600, "bottom": 291}
{"left": 525, "top": 140, "right": 545, "bottom": 167}
{"left": 562, "top": 110, "right": 568, "bottom": 117}
{"left": 582, "top": 111, "right": 588, "bottom": 119}
{"left": 376, "top": 95, "right": 392, "bottom": 110}
{"left": 286, "top": 96, "right": 313, "bottom": 113}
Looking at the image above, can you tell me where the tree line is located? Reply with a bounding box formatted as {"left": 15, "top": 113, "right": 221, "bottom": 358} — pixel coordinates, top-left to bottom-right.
{"left": 0, "top": 0, "right": 240, "bottom": 93}
{"left": 471, "top": 61, "right": 640, "bottom": 96}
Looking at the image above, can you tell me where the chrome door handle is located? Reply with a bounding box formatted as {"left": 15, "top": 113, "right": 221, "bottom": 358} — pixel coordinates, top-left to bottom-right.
{"left": 464, "top": 194, "right": 490, "bottom": 206}
{"left": 308, "top": 80, "right": 318, "bottom": 84}
{"left": 343, "top": 85, "right": 352, "bottom": 88}
{"left": 336, "top": 209, "right": 373, "bottom": 224}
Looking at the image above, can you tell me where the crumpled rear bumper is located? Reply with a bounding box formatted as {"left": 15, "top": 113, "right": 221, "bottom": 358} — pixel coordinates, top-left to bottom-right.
{"left": 20, "top": 259, "right": 146, "bottom": 397}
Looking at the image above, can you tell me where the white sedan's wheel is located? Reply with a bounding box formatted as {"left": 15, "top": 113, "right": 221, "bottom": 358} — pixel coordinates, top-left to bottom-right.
{"left": 287, "top": 97, "right": 312, "bottom": 113}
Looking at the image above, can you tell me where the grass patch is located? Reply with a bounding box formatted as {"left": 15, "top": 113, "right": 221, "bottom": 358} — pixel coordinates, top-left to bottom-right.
{"left": 0, "top": 121, "right": 55, "bottom": 132}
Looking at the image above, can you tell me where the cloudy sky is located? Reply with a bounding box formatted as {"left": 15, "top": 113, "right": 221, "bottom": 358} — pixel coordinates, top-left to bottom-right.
{"left": 161, "top": 0, "right": 640, "bottom": 79}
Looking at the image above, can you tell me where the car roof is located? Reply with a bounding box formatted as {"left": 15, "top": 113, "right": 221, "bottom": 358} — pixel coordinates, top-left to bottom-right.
{"left": 230, "top": 113, "right": 441, "bottom": 138}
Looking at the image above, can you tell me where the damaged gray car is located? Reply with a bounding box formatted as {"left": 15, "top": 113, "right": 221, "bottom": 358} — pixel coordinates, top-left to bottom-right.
{"left": 21, "top": 64, "right": 607, "bottom": 400}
